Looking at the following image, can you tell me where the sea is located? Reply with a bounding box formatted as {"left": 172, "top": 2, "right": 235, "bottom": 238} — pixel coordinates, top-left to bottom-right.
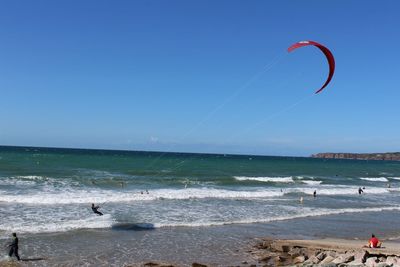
{"left": 1, "top": 146, "right": 400, "bottom": 265}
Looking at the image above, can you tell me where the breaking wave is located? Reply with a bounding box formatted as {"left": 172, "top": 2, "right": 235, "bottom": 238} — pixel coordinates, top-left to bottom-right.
{"left": 360, "top": 177, "right": 389, "bottom": 182}
{"left": 234, "top": 176, "right": 294, "bottom": 183}
{"left": 153, "top": 206, "right": 400, "bottom": 228}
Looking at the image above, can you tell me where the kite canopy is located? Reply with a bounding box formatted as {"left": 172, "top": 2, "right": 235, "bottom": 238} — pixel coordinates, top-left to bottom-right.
{"left": 288, "top": 40, "right": 335, "bottom": 94}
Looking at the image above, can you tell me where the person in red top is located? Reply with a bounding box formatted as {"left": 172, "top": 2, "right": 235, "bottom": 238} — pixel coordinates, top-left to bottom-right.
{"left": 367, "top": 234, "right": 381, "bottom": 248}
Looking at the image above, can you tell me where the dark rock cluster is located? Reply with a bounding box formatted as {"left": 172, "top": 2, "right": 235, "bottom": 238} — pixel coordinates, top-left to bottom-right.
{"left": 311, "top": 152, "right": 400, "bottom": 161}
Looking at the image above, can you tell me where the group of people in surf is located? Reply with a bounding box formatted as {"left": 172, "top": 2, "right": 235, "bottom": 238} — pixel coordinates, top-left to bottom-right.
{"left": 299, "top": 186, "right": 368, "bottom": 203}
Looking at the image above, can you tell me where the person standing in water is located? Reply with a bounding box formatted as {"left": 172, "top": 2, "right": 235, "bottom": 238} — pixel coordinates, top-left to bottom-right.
{"left": 91, "top": 203, "right": 103, "bottom": 216}
{"left": 358, "top": 187, "right": 364, "bottom": 195}
{"left": 8, "top": 233, "right": 20, "bottom": 261}
{"left": 313, "top": 190, "right": 317, "bottom": 198}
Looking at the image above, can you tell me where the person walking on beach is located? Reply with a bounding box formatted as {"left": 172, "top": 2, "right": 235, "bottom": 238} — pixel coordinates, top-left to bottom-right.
{"left": 91, "top": 203, "right": 103, "bottom": 216}
{"left": 8, "top": 233, "right": 20, "bottom": 261}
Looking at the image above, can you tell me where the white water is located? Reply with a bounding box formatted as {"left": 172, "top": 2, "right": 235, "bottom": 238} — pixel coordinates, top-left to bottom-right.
{"left": 360, "top": 177, "right": 389, "bottom": 182}
{"left": 1, "top": 173, "right": 400, "bottom": 235}
{"left": 301, "top": 180, "right": 322, "bottom": 185}
{"left": 153, "top": 206, "right": 400, "bottom": 228}
{"left": 234, "top": 176, "right": 294, "bottom": 183}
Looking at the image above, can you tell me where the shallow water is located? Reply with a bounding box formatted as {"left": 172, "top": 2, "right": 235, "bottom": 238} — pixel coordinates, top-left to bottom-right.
{"left": 1, "top": 146, "right": 400, "bottom": 237}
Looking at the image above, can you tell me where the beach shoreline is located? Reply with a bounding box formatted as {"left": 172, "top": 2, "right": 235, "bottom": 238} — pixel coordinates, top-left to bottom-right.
{"left": 2, "top": 209, "right": 400, "bottom": 266}
{"left": 2, "top": 235, "right": 400, "bottom": 266}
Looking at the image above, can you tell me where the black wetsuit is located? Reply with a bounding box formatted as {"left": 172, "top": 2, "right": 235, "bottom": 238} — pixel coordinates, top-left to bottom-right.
{"left": 358, "top": 188, "right": 364, "bottom": 194}
{"left": 8, "top": 236, "right": 20, "bottom": 261}
{"left": 92, "top": 206, "right": 103, "bottom": 216}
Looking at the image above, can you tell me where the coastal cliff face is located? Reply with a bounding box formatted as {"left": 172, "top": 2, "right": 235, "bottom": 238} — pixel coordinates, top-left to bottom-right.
{"left": 311, "top": 152, "right": 400, "bottom": 161}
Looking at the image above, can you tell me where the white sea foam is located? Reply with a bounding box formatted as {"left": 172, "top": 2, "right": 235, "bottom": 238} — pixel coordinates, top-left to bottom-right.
{"left": 234, "top": 176, "right": 294, "bottom": 183}
{"left": 0, "top": 188, "right": 285, "bottom": 204}
{"left": 301, "top": 180, "right": 322, "bottom": 185}
{"left": 16, "top": 175, "right": 47, "bottom": 180}
{"left": 390, "top": 177, "right": 400, "bottom": 180}
{"left": 360, "top": 177, "right": 389, "bottom": 182}
{"left": 2, "top": 205, "right": 398, "bottom": 234}
{"left": 0, "top": 182, "right": 391, "bottom": 205}
{"left": 0, "top": 179, "right": 36, "bottom": 186}
{"left": 0, "top": 214, "right": 113, "bottom": 234}
{"left": 295, "top": 176, "right": 317, "bottom": 180}
{"left": 153, "top": 206, "right": 400, "bottom": 228}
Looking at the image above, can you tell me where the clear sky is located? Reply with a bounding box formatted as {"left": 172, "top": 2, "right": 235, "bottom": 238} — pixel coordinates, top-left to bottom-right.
{"left": 0, "top": 0, "right": 399, "bottom": 156}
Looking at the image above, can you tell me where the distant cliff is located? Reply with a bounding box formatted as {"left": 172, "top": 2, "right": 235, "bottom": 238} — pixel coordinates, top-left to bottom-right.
{"left": 311, "top": 152, "right": 400, "bottom": 161}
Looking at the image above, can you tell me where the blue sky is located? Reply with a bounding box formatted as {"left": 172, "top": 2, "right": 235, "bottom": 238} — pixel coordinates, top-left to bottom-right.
{"left": 0, "top": 0, "right": 399, "bottom": 156}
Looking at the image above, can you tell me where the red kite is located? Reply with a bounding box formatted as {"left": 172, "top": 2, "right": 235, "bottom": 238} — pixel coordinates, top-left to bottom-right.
{"left": 288, "top": 41, "right": 335, "bottom": 94}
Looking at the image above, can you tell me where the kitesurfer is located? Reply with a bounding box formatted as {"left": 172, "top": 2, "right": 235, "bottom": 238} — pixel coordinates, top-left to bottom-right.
{"left": 91, "top": 203, "right": 103, "bottom": 216}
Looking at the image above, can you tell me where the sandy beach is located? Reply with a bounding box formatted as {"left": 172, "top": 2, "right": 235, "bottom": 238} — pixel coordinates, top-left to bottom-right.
{"left": 3, "top": 235, "right": 400, "bottom": 266}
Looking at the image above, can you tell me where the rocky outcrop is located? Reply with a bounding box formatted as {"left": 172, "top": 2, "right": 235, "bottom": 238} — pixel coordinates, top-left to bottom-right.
{"left": 311, "top": 152, "right": 400, "bottom": 161}
{"left": 253, "top": 239, "right": 400, "bottom": 267}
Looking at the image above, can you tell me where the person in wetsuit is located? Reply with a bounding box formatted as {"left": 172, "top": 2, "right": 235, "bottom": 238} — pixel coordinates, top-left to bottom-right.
{"left": 358, "top": 187, "right": 364, "bottom": 195}
{"left": 8, "top": 233, "right": 20, "bottom": 261}
{"left": 91, "top": 203, "right": 103, "bottom": 216}
{"left": 313, "top": 190, "right": 317, "bottom": 198}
